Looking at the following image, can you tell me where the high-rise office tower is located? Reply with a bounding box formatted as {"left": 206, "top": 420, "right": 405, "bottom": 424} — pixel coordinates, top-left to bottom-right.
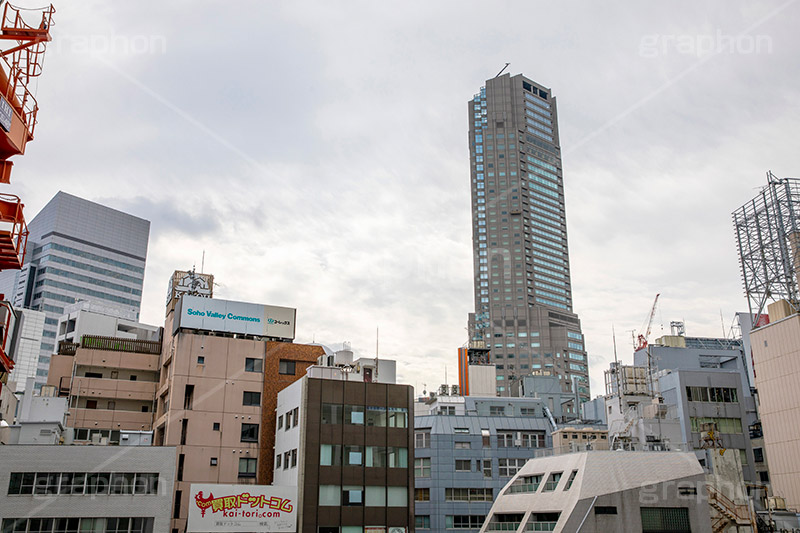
{"left": 0, "top": 191, "right": 150, "bottom": 391}
{"left": 467, "top": 73, "right": 589, "bottom": 403}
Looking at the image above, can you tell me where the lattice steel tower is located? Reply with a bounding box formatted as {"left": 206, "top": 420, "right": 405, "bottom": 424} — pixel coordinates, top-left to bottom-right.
{"left": 733, "top": 172, "right": 800, "bottom": 325}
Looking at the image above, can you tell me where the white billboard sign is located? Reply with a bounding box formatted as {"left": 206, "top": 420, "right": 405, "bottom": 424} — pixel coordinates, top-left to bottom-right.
{"left": 187, "top": 484, "right": 297, "bottom": 532}
{"left": 176, "top": 295, "right": 296, "bottom": 340}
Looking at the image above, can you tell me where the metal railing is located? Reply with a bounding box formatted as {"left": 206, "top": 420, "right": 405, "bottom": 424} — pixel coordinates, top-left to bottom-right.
{"left": 80, "top": 335, "right": 162, "bottom": 355}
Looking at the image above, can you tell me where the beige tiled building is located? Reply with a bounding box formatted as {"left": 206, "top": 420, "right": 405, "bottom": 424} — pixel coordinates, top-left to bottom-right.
{"left": 749, "top": 300, "right": 800, "bottom": 509}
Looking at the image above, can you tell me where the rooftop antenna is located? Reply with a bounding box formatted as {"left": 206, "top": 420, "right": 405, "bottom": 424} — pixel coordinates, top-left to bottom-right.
{"left": 374, "top": 326, "right": 379, "bottom": 381}
{"left": 201, "top": 250, "right": 205, "bottom": 273}
{"left": 495, "top": 62, "right": 510, "bottom": 78}
{"left": 612, "top": 325, "right": 623, "bottom": 413}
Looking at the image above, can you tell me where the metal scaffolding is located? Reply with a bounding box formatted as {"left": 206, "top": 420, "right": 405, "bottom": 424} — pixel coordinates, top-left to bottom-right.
{"left": 733, "top": 172, "right": 800, "bottom": 325}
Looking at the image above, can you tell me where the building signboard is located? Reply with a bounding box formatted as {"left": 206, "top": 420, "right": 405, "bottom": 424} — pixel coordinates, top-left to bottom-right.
{"left": 187, "top": 484, "right": 297, "bottom": 532}
{"left": 175, "top": 295, "right": 296, "bottom": 340}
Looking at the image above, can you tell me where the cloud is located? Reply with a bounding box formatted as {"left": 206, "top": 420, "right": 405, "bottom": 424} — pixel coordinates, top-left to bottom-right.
{"left": 9, "top": 0, "right": 800, "bottom": 397}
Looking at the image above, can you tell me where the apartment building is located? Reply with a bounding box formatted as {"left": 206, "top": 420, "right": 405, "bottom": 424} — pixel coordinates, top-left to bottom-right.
{"left": 46, "top": 306, "right": 161, "bottom": 443}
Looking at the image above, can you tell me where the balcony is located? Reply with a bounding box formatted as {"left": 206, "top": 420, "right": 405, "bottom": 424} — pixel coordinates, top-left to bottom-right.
{"left": 68, "top": 407, "right": 153, "bottom": 431}
{"left": 74, "top": 349, "right": 160, "bottom": 373}
{"left": 71, "top": 377, "right": 156, "bottom": 402}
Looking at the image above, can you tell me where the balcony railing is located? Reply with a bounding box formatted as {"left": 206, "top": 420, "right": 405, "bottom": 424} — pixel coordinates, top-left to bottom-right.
{"left": 80, "top": 335, "right": 161, "bottom": 355}
{"left": 57, "top": 340, "right": 78, "bottom": 355}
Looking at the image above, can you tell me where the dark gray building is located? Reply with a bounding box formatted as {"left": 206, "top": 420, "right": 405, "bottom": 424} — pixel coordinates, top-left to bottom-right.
{"left": 467, "top": 74, "right": 588, "bottom": 401}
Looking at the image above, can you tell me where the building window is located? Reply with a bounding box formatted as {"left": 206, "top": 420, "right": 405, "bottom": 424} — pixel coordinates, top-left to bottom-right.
{"left": 279, "top": 360, "right": 296, "bottom": 375}
{"left": 455, "top": 459, "right": 471, "bottom": 472}
{"left": 240, "top": 423, "right": 259, "bottom": 442}
{"left": 210, "top": 458, "right": 218, "bottom": 466}
{"left": 498, "top": 458, "right": 527, "bottom": 477}
{"left": 490, "top": 406, "right": 505, "bottom": 416}
{"left": 342, "top": 487, "right": 364, "bottom": 506}
{"left": 415, "top": 458, "right": 431, "bottom": 478}
{"left": 415, "top": 430, "right": 431, "bottom": 448}
{"left": 243, "top": 391, "right": 261, "bottom": 406}
{"left": 454, "top": 441, "right": 471, "bottom": 449}
{"left": 321, "top": 403, "right": 343, "bottom": 424}
{"left": 284, "top": 451, "right": 290, "bottom": 469}
{"left": 641, "top": 507, "right": 691, "bottom": 533}
{"left": 345, "top": 405, "right": 365, "bottom": 425}
{"left": 415, "top": 516, "right": 431, "bottom": 530}
{"left": 291, "top": 449, "right": 297, "bottom": 468}
{"left": 595, "top": 506, "right": 617, "bottom": 515}
{"left": 197, "top": 355, "right": 205, "bottom": 365}
{"left": 318, "top": 485, "right": 340, "bottom": 506}
{"left": 543, "top": 472, "right": 562, "bottom": 491}
{"left": 320, "top": 444, "right": 342, "bottom": 466}
{"left": 245, "top": 358, "right": 263, "bottom": 373}
{"left": 482, "top": 459, "right": 492, "bottom": 478}
{"left": 344, "top": 445, "right": 364, "bottom": 466}
{"left": 564, "top": 470, "right": 578, "bottom": 490}
{"left": 277, "top": 416, "right": 283, "bottom": 430}
{"left": 482, "top": 429, "right": 491, "bottom": 447}
{"left": 446, "top": 515, "right": 486, "bottom": 529}
{"left": 238, "top": 458, "right": 257, "bottom": 478}
{"left": 754, "top": 448, "right": 764, "bottom": 463}
{"left": 445, "top": 488, "right": 492, "bottom": 502}
{"left": 292, "top": 407, "right": 299, "bottom": 427}
{"left": 415, "top": 488, "right": 430, "bottom": 502}
{"left": 276, "top": 454, "right": 281, "bottom": 469}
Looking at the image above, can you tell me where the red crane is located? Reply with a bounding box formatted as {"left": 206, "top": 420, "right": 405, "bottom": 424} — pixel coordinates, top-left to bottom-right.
{"left": 636, "top": 293, "right": 660, "bottom": 351}
{"left": 0, "top": 3, "right": 55, "bottom": 387}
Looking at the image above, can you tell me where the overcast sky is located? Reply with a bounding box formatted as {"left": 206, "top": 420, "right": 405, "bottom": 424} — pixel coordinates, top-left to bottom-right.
{"left": 9, "top": 1, "right": 800, "bottom": 397}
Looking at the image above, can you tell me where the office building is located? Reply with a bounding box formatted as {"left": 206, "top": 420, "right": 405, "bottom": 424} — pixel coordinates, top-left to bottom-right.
{"left": 467, "top": 73, "right": 588, "bottom": 400}
{"left": 413, "top": 388, "right": 602, "bottom": 533}
{"left": 631, "top": 327, "right": 769, "bottom": 487}
{"left": 480, "top": 451, "right": 711, "bottom": 533}
{"left": 0, "top": 444, "right": 176, "bottom": 532}
{"left": 0, "top": 191, "right": 150, "bottom": 391}
{"left": 273, "top": 356, "right": 414, "bottom": 533}
{"left": 155, "top": 271, "right": 323, "bottom": 532}
{"left": 6, "top": 307, "right": 46, "bottom": 391}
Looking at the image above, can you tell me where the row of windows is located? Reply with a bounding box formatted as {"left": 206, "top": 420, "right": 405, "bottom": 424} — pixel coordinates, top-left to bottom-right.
{"left": 37, "top": 267, "right": 141, "bottom": 296}
{"left": 320, "top": 445, "right": 408, "bottom": 468}
{"left": 444, "top": 488, "right": 493, "bottom": 502}
{"left": 36, "top": 243, "right": 145, "bottom": 274}
{"left": 318, "top": 485, "right": 407, "bottom": 507}
{"left": 8, "top": 472, "right": 159, "bottom": 496}
{"left": 35, "top": 281, "right": 140, "bottom": 308}
{"left": 275, "top": 448, "right": 298, "bottom": 470}
{"left": 690, "top": 417, "right": 743, "bottom": 434}
{"left": 40, "top": 254, "right": 143, "bottom": 285}
{"left": 685, "top": 386, "right": 738, "bottom": 403}
{"left": 277, "top": 407, "right": 299, "bottom": 430}
{"left": 321, "top": 404, "right": 408, "bottom": 428}
{"left": 1, "top": 518, "right": 153, "bottom": 533}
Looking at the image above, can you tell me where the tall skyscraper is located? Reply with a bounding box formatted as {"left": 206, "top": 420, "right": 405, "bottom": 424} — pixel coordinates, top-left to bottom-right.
{"left": 467, "top": 73, "right": 589, "bottom": 403}
{"left": 0, "top": 191, "right": 150, "bottom": 391}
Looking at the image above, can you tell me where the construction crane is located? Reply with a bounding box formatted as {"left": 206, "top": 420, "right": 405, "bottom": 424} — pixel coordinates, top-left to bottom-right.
{"left": 636, "top": 293, "right": 660, "bottom": 351}
{"left": 0, "top": 2, "right": 55, "bottom": 391}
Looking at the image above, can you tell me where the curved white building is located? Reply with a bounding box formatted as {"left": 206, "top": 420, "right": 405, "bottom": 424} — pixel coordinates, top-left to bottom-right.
{"left": 481, "top": 451, "right": 711, "bottom": 533}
